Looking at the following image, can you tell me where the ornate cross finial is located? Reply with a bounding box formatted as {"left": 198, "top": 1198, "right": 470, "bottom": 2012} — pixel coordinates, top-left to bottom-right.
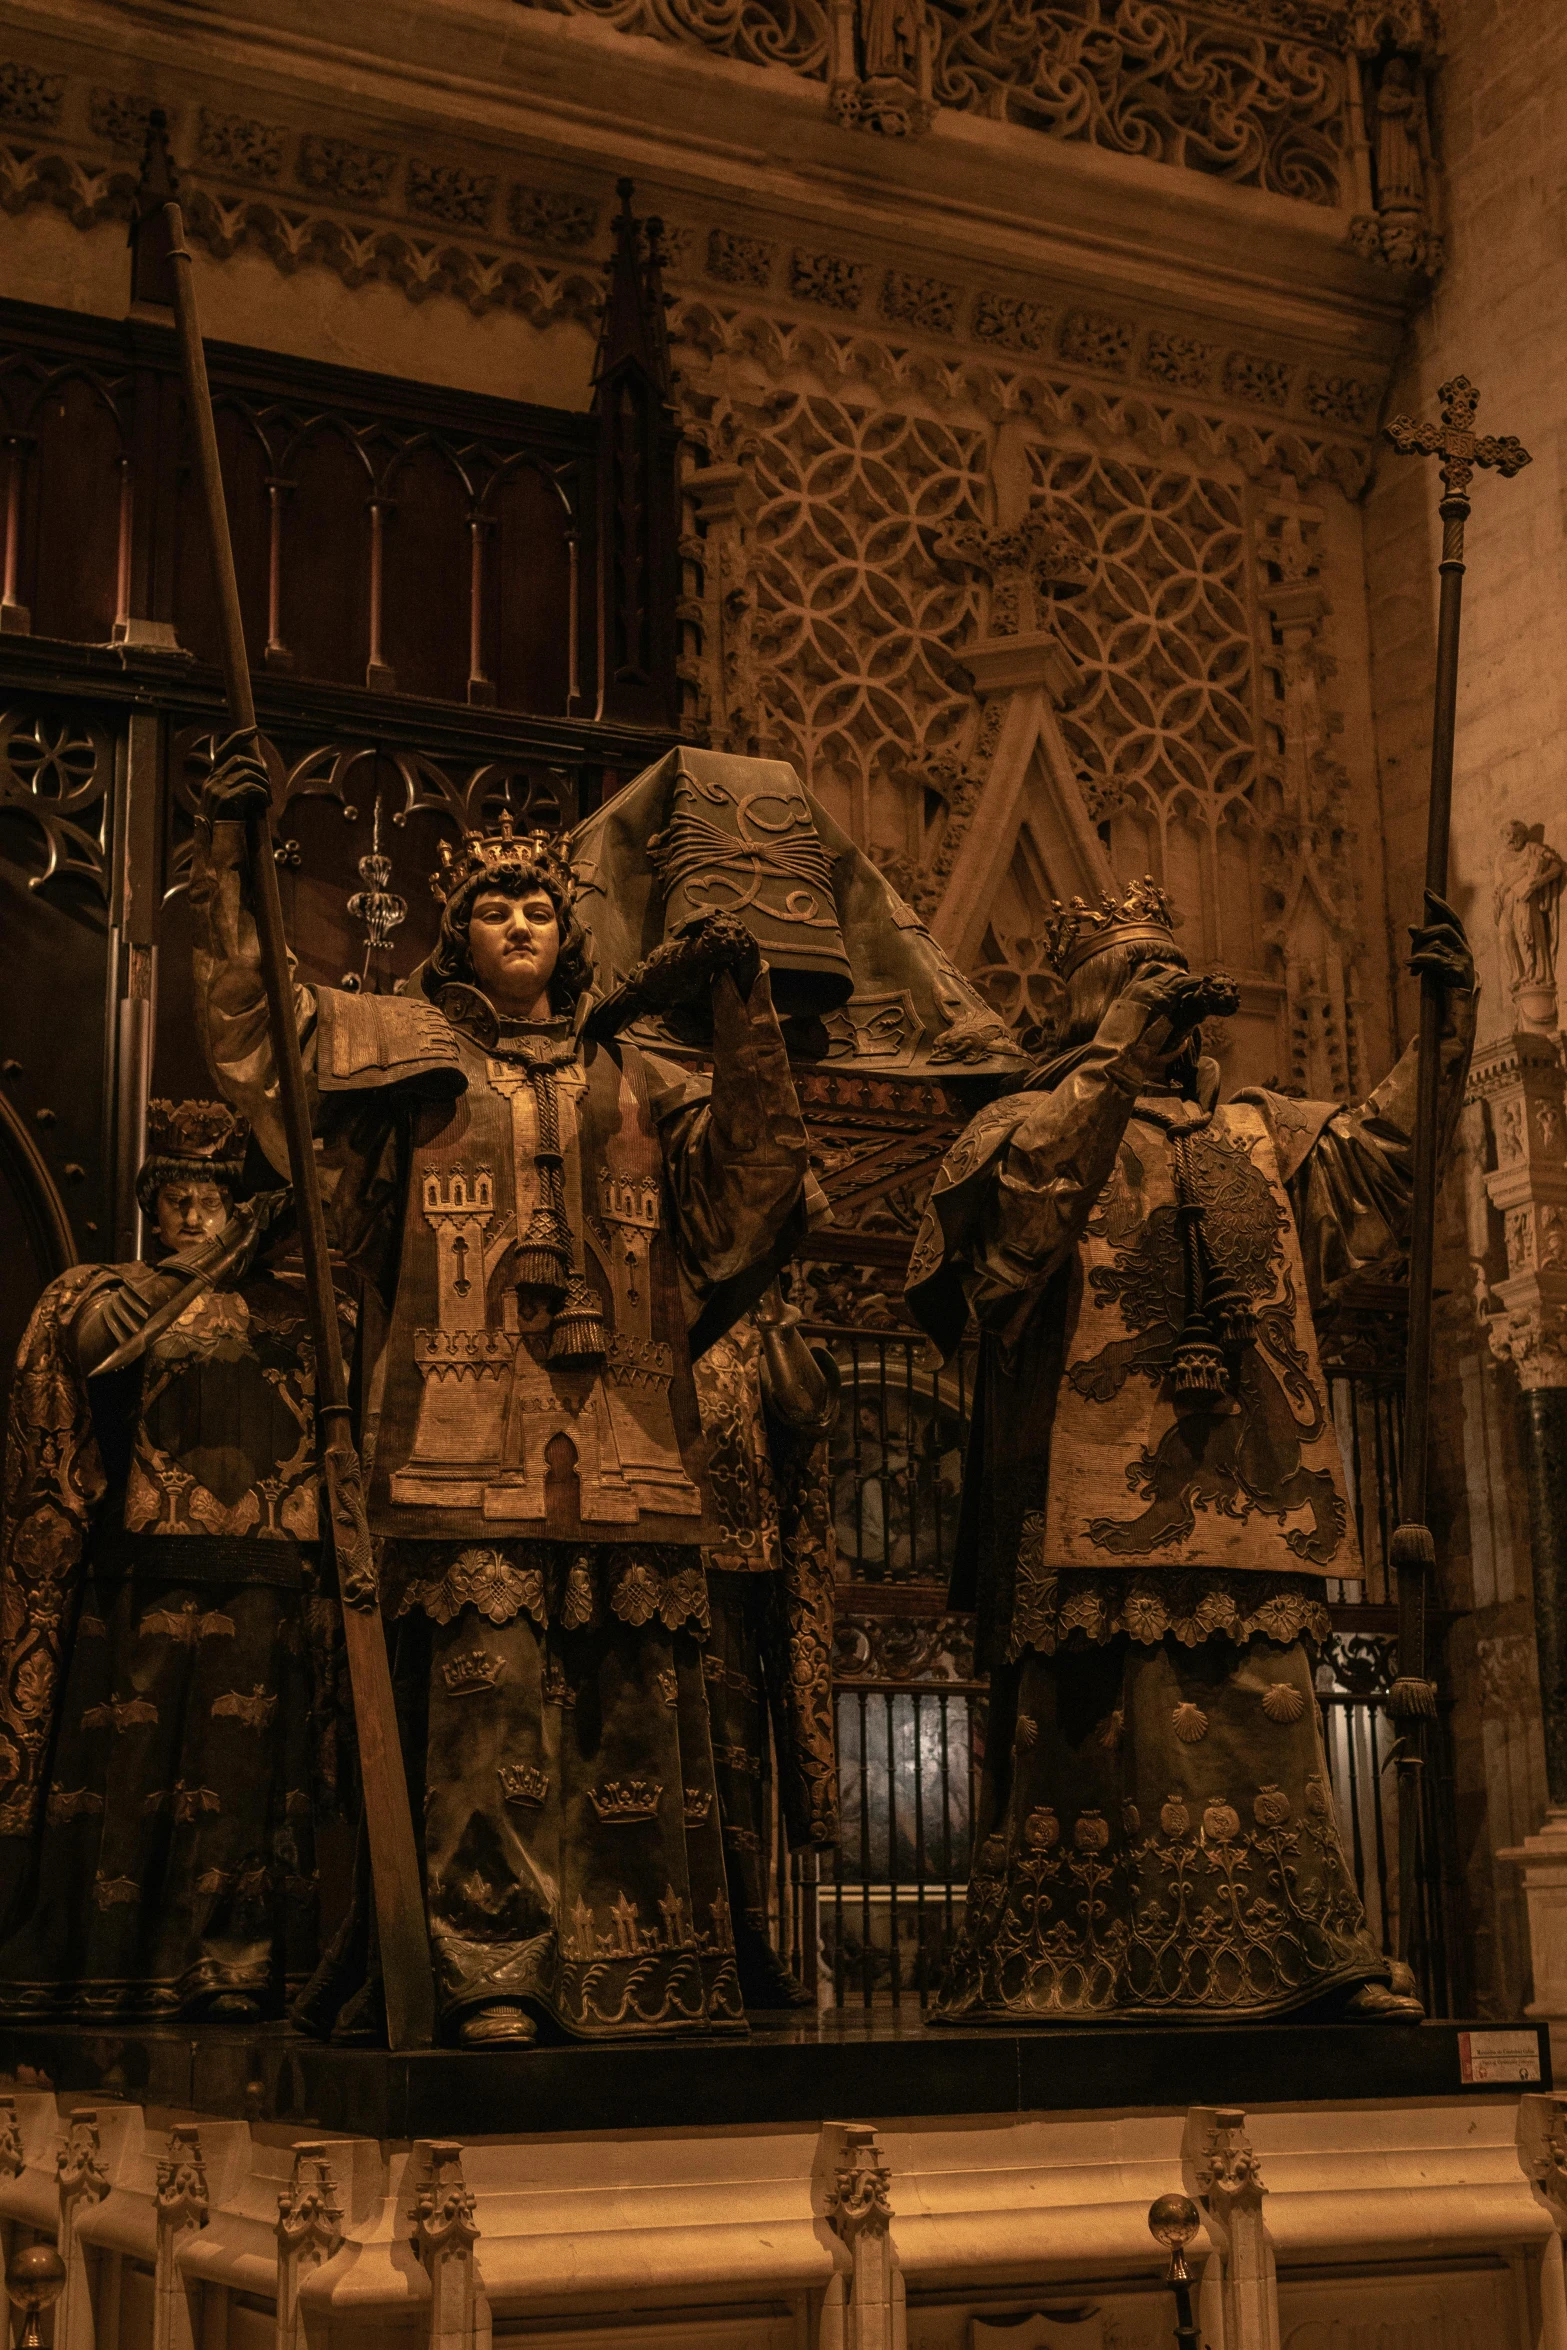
{"left": 1384, "top": 375, "right": 1531, "bottom": 504}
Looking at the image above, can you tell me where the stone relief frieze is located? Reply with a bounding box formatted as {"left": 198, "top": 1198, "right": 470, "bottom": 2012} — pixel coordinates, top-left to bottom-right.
{"left": 973, "top": 293, "right": 1053, "bottom": 353}
{"left": 0, "top": 61, "right": 63, "bottom": 128}
{"left": 929, "top": 0, "right": 1345, "bottom": 200}
{"left": 518, "top": 0, "right": 1364, "bottom": 207}
{"left": 196, "top": 105, "right": 285, "bottom": 182}
{"left": 296, "top": 133, "right": 398, "bottom": 203}
{"left": 406, "top": 159, "right": 497, "bottom": 228}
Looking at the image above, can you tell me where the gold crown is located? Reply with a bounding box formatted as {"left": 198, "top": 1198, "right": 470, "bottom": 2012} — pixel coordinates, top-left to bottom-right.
{"left": 143, "top": 1099, "right": 250, "bottom": 1165}
{"left": 430, "top": 812, "right": 572, "bottom": 907}
{"left": 1042, "top": 875, "right": 1180, "bottom": 981}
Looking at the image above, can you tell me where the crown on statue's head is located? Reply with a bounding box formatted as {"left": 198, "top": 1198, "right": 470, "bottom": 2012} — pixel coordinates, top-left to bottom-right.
{"left": 430, "top": 813, "right": 573, "bottom": 908}
{"left": 1042, "top": 875, "right": 1181, "bottom": 981}
{"left": 143, "top": 1099, "right": 250, "bottom": 1166}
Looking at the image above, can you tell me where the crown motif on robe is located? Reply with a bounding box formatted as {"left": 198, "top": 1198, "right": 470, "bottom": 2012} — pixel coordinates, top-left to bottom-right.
{"left": 1041, "top": 875, "right": 1180, "bottom": 981}
{"left": 144, "top": 1099, "right": 250, "bottom": 1166}
{"left": 439, "top": 1645, "right": 503, "bottom": 1697}
{"left": 588, "top": 1777, "right": 663, "bottom": 1824}
{"left": 430, "top": 812, "right": 573, "bottom": 906}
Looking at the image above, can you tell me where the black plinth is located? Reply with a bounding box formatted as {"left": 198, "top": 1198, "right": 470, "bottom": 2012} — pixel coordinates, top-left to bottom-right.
{"left": 0, "top": 2013, "right": 1547, "bottom": 2141}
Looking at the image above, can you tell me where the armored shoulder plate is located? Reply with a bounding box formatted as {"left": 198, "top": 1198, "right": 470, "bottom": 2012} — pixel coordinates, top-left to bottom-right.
{"left": 315, "top": 987, "right": 467, "bottom": 1098}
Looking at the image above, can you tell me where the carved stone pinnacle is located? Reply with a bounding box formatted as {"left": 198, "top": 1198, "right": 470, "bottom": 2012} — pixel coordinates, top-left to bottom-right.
{"left": 156, "top": 2125, "right": 209, "bottom": 2230}
{"left": 412, "top": 2140, "right": 479, "bottom": 2258}
{"left": 827, "top": 2124, "right": 892, "bottom": 2244}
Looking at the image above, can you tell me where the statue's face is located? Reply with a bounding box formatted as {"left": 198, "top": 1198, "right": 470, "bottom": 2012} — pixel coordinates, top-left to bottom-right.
{"left": 155, "top": 1178, "right": 231, "bottom": 1250}
{"left": 467, "top": 884, "right": 561, "bottom": 1015}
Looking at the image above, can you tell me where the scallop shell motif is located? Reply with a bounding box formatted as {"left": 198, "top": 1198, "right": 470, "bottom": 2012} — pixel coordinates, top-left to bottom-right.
{"left": 1098, "top": 1707, "right": 1125, "bottom": 1751}
{"left": 1253, "top": 1784, "right": 1292, "bottom": 1827}
{"left": 1073, "top": 1809, "right": 1110, "bottom": 1852}
{"left": 1202, "top": 1798, "right": 1241, "bottom": 1843}
{"left": 1172, "top": 1701, "right": 1209, "bottom": 1744}
{"left": 1261, "top": 1680, "right": 1307, "bottom": 1724}
{"left": 1023, "top": 1806, "right": 1060, "bottom": 1851}
{"left": 1014, "top": 1713, "right": 1039, "bottom": 1751}
{"left": 1160, "top": 1795, "right": 1191, "bottom": 1837}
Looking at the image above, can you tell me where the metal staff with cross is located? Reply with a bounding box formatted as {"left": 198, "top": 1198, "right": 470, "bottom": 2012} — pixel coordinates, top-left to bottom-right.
{"left": 1381, "top": 375, "right": 1530, "bottom": 1975}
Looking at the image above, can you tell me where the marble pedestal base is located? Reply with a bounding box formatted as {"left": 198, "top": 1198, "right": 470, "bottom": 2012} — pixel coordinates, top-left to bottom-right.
{"left": 0, "top": 2019, "right": 1559, "bottom": 2350}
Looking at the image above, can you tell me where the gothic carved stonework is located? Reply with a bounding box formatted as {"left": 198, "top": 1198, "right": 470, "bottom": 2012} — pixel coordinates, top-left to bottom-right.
{"left": 57, "top": 2108, "right": 108, "bottom": 2204}
{"left": 411, "top": 2139, "right": 479, "bottom": 2256}
{"left": 1492, "top": 820, "right": 1564, "bottom": 1033}
{"left": 0, "top": 2096, "right": 22, "bottom": 2179}
{"left": 1345, "top": 6, "right": 1444, "bottom": 279}
{"left": 156, "top": 2125, "right": 209, "bottom": 2230}
{"left": 277, "top": 2141, "right": 345, "bottom": 2261}
{"left": 1467, "top": 1030, "right": 1567, "bottom": 1392}
{"left": 930, "top": 0, "right": 1347, "bottom": 202}
{"left": 1254, "top": 490, "right": 1363, "bottom": 1099}
{"left": 828, "top": 2126, "right": 893, "bottom": 2242}
{"left": 1196, "top": 2107, "right": 1266, "bottom": 2216}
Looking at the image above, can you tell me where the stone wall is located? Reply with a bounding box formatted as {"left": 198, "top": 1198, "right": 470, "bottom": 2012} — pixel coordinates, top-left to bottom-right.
{"left": 1364, "top": 0, "right": 1567, "bottom": 2017}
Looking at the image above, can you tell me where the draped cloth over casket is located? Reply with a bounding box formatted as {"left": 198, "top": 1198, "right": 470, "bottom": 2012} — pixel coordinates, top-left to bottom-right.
{"left": 570, "top": 746, "right": 1028, "bottom": 1078}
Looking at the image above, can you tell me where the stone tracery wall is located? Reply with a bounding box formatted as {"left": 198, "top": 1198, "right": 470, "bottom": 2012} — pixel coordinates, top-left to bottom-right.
{"left": 676, "top": 288, "right": 1385, "bottom": 1088}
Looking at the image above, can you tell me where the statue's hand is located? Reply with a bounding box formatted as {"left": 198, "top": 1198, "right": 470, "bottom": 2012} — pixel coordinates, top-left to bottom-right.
{"left": 1099, "top": 960, "right": 1239, "bottom": 1081}
{"left": 202, "top": 728, "right": 274, "bottom": 824}
{"left": 1408, "top": 890, "right": 1475, "bottom": 994}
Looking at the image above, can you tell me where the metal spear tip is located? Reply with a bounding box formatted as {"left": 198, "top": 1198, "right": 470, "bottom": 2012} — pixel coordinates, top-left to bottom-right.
{"left": 1148, "top": 2191, "right": 1202, "bottom": 2279}
{"left": 6, "top": 2241, "right": 66, "bottom": 2309}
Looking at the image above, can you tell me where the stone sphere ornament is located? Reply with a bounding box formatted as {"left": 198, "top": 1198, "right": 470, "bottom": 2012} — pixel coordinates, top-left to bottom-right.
{"left": 7, "top": 2242, "right": 67, "bottom": 2349}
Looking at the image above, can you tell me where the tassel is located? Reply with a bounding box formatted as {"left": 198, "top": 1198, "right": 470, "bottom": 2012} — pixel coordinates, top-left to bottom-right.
{"left": 548, "top": 1279, "right": 607, "bottom": 1364}
{"left": 1387, "top": 1675, "right": 1439, "bottom": 1720}
{"left": 1169, "top": 1313, "right": 1230, "bottom": 1407}
{"left": 515, "top": 1208, "right": 572, "bottom": 1299}
{"left": 1204, "top": 1269, "right": 1256, "bottom": 1352}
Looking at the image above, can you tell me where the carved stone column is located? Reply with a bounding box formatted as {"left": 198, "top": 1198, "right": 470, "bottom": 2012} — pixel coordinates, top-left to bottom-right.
{"left": 822, "top": 2125, "right": 902, "bottom": 2350}
{"left": 56, "top": 2107, "right": 109, "bottom": 2350}
{"left": 1472, "top": 1029, "right": 1567, "bottom": 2060}
{"left": 1187, "top": 2106, "right": 1279, "bottom": 2350}
{"left": 411, "top": 2139, "right": 481, "bottom": 2350}
{"left": 155, "top": 2124, "right": 208, "bottom": 2350}
{"left": 276, "top": 2141, "right": 344, "bottom": 2350}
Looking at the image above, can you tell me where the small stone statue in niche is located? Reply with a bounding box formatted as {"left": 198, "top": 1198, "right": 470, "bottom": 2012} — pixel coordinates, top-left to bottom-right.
{"left": 0, "top": 1102, "right": 348, "bottom": 2022}
{"left": 904, "top": 877, "right": 1476, "bottom": 2028}
{"left": 1493, "top": 818, "right": 1564, "bottom": 1031}
{"left": 694, "top": 1288, "right": 839, "bottom": 2007}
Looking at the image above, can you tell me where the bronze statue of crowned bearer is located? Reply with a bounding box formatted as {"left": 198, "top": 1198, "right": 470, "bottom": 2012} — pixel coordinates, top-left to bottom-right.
{"left": 0, "top": 1102, "right": 347, "bottom": 2021}
{"left": 906, "top": 876, "right": 1476, "bottom": 2027}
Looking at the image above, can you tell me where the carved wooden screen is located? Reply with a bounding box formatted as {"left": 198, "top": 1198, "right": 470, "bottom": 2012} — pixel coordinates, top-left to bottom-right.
{"left": 0, "top": 293, "right": 681, "bottom": 1360}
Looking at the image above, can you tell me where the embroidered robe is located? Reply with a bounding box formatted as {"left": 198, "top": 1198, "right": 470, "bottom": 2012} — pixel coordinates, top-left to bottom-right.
{"left": 903, "top": 989, "right": 1475, "bottom": 2023}
{"left": 192, "top": 817, "right": 811, "bottom": 2038}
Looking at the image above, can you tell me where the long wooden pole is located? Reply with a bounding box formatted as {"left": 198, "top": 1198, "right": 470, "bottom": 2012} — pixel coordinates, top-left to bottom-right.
{"left": 163, "top": 203, "right": 435, "bottom": 2049}
{"left": 1382, "top": 377, "right": 1531, "bottom": 1976}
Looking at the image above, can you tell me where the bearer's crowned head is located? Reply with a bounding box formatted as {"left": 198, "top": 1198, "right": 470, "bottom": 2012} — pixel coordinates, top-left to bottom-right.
{"left": 428, "top": 816, "right": 591, "bottom": 1021}
{"left": 1045, "top": 875, "right": 1187, "bottom": 1048}
{"left": 136, "top": 1099, "right": 250, "bottom": 1253}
